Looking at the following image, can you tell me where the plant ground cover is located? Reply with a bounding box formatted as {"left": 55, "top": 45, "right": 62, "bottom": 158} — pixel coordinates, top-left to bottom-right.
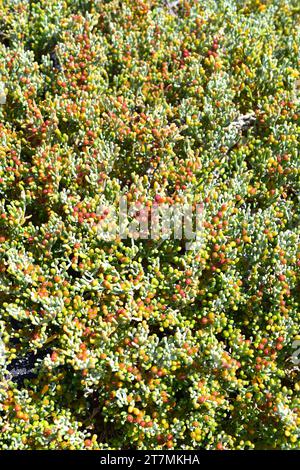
{"left": 0, "top": 0, "right": 300, "bottom": 450}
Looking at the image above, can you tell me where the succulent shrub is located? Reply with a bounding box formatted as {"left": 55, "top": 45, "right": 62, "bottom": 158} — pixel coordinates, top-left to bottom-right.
{"left": 0, "top": 0, "right": 299, "bottom": 450}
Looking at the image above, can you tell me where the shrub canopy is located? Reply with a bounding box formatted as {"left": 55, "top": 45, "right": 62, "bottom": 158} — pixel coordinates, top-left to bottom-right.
{"left": 0, "top": 0, "right": 299, "bottom": 450}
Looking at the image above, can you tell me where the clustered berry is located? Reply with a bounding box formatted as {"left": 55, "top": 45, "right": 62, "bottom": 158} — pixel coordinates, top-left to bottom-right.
{"left": 0, "top": 0, "right": 300, "bottom": 450}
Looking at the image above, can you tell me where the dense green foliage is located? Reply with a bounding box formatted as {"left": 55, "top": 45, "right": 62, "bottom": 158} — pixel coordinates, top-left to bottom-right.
{"left": 0, "top": 0, "right": 299, "bottom": 450}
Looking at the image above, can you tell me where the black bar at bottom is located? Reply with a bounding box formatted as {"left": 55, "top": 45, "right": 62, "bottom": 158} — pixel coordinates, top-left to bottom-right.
{"left": 0, "top": 450, "right": 298, "bottom": 465}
